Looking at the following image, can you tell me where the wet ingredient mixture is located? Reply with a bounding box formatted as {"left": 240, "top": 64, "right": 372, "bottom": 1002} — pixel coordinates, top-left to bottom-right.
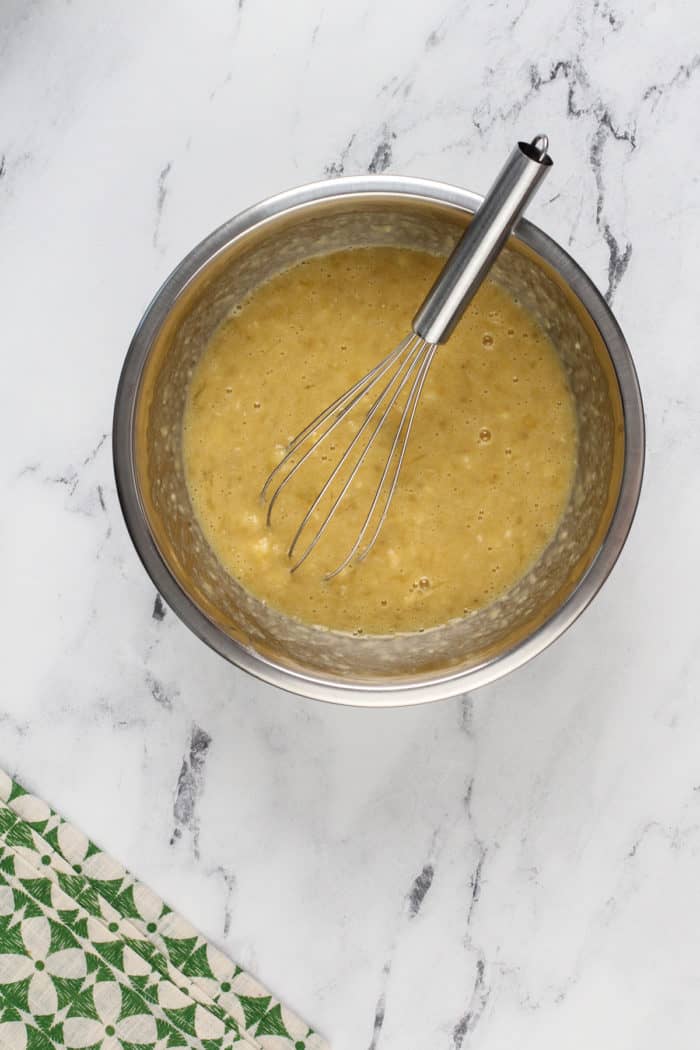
{"left": 183, "top": 247, "right": 577, "bottom": 634}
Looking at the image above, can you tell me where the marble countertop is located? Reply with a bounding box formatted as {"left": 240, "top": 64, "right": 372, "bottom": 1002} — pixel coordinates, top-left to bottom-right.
{"left": 3, "top": 1, "right": 700, "bottom": 1046}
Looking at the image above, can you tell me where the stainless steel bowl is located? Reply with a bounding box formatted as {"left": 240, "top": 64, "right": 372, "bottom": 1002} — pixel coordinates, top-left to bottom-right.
{"left": 113, "top": 176, "right": 644, "bottom": 706}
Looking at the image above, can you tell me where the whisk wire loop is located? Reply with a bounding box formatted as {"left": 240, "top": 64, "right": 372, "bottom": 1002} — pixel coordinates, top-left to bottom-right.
{"left": 261, "top": 333, "right": 415, "bottom": 524}
{"left": 286, "top": 336, "right": 430, "bottom": 574}
{"left": 341, "top": 343, "right": 437, "bottom": 575}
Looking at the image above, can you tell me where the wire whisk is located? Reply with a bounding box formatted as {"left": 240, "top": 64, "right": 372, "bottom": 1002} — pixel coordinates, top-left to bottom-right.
{"left": 262, "top": 135, "right": 552, "bottom": 577}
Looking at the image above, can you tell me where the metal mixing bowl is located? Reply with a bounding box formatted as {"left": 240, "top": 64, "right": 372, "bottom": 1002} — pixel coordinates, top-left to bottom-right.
{"left": 113, "top": 176, "right": 644, "bottom": 705}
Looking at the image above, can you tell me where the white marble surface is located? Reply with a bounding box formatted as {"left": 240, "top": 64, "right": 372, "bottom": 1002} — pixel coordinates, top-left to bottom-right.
{"left": 2, "top": 1, "right": 700, "bottom": 1046}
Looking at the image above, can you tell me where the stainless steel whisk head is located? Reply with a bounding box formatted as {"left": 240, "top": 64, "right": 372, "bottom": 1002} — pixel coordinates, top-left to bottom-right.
{"left": 262, "top": 135, "right": 553, "bottom": 577}
{"left": 262, "top": 332, "right": 439, "bottom": 578}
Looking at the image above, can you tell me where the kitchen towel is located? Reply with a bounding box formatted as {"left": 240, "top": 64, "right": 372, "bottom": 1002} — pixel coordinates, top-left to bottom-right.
{"left": 0, "top": 770, "right": 326, "bottom": 1050}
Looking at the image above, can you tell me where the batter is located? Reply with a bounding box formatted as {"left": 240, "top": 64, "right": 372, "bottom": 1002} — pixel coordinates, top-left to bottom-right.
{"left": 183, "top": 247, "right": 577, "bottom": 634}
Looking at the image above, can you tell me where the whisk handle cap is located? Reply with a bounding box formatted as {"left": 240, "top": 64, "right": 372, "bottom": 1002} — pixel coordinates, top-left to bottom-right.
{"left": 412, "top": 135, "right": 552, "bottom": 344}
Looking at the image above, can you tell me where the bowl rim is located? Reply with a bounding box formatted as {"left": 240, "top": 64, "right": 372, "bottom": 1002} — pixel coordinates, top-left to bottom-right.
{"left": 113, "top": 174, "right": 645, "bottom": 706}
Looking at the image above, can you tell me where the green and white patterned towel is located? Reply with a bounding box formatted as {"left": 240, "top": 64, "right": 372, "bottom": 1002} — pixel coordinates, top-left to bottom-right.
{"left": 0, "top": 770, "right": 327, "bottom": 1050}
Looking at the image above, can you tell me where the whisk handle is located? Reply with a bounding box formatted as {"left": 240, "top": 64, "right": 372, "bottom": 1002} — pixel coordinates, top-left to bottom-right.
{"left": 412, "top": 135, "right": 553, "bottom": 345}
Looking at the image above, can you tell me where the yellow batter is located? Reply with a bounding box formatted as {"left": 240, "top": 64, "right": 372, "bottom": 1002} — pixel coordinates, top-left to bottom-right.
{"left": 183, "top": 247, "right": 577, "bottom": 634}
